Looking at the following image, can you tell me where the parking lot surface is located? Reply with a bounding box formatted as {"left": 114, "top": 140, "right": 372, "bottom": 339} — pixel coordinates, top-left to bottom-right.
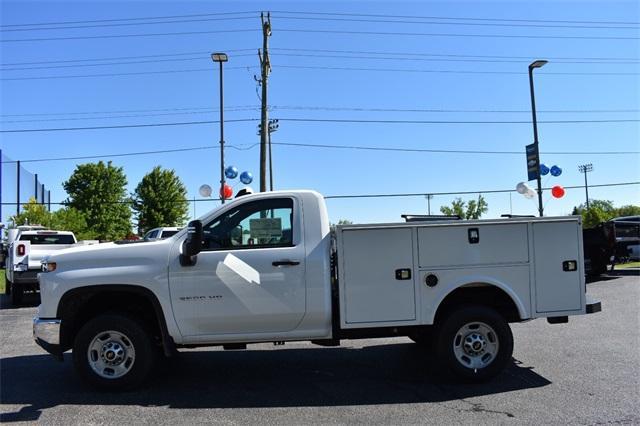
{"left": 1, "top": 270, "right": 638, "bottom": 425}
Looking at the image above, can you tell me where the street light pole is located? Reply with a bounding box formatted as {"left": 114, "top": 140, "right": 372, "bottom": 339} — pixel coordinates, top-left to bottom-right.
{"left": 211, "top": 52, "right": 228, "bottom": 204}
{"left": 528, "top": 59, "right": 548, "bottom": 217}
{"left": 578, "top": 163, "right": 594, "bottom": 209}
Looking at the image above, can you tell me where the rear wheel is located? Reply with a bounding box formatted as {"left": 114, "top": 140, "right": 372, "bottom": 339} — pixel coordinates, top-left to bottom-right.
{"left": 5, "top": 278, "right": 11, "bottom": 295}
{"left": 434, "top": 305, "right": 513, "bottom": 382}
{"left": 73, "top": 313, "right": 157, "bottom": 390}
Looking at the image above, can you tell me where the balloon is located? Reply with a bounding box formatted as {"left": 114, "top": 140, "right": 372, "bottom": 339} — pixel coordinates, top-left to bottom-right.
{"left": 198, "top": 184, "right": 212, "bottom": 197}
{"left": 225, "top": 166, "right": 239, "bottom": 179}
{"left": 219, "top": 184, "right": 233, "bottom": 200}
{"left": 240, "top": 171, "right": 253, "bottom": 184}
{"left": 524, "top": 188, "right": 536, "bottom": 199}
{"left": 540, "top": 164, "right": 550, "bottom": 176}
{"left": 516, "top": 182, "right": 527, "bottom": 194}
{"left": 551, "top": 185, "right": 565, "bottom": 198}
{"left": 550, "top": 165, "right": 562, "bottom": 177}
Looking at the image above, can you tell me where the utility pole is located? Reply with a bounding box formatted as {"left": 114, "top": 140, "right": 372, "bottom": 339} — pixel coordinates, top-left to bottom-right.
{"left": 578, "top": 163, "right": 594, "bottom": 209}
{"left": 258, "top": 12, "right": 271, "bottom": 193}
{"left": 425, "top": 194, "right": 433, "bottom": 215}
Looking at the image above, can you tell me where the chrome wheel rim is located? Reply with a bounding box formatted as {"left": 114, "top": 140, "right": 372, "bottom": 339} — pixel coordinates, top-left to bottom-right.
{"left": 87, "top": 330, "right": 136, "bottom": 379}
{"left": 452, "top": 321, "right": 499, "bottom": 371}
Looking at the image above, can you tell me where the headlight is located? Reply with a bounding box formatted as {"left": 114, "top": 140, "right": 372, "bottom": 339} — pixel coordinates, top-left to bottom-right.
{"left": 41, "top": 262, "right": 57, "bottom": 272}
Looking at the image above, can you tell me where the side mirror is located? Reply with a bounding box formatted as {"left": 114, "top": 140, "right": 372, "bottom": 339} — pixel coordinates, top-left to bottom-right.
{"left": 180, "top": 220, "right": 203, "bottom": 266}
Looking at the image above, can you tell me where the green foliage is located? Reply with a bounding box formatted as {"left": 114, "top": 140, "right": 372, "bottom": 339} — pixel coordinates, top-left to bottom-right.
{"left": 572, "top": 199, "right": 640, "bottom": 228}
{"left": 10, "top": 197, "right": 51, "bottom": 227}
{"left": 330, "top": 219, "right": 353, "bottom": 232}
{"left": 440, "top": 195, "right": 488, "bottom": 219}
{"left": 63, "top": 161, "right": 131, "bottom": 240}
{"left": 50, "top": 208, "right": 96, "bottom": 240}
{"left": 131, "top": 166, "right": 189, "bottom": 234}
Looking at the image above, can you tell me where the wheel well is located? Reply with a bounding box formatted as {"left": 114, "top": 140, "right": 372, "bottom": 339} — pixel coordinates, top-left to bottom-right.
{"left": 434, "top": 284, "right": 521, "bottom": 324}
{"left": 58, "top": 286, "right": 166, "bottom": 353}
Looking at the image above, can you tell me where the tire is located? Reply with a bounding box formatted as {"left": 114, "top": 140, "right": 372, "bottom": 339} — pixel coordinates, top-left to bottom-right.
{"left": 73, "top": 313, "right": 157, "bottom": 390}
{"left": 5, "top": 278, "right": 11, "bottom": 295}
{"left": 434, "top": 305, "right": 513, "bottom": 382}
{"left": 11, "top": 282, "right": 23, "bottom": 306}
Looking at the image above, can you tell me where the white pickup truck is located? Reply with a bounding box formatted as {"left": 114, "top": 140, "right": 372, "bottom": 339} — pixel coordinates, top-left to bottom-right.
{"left": 6, "top": 230, "right": 81, "bottom": 305}
{"left": 33, "top": 190, "right": 601, "bottom": 390}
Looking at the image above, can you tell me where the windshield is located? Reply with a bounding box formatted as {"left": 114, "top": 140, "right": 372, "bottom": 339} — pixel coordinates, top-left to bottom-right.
{"left": 19, "top": 234, "right": 75, "bottom": 245}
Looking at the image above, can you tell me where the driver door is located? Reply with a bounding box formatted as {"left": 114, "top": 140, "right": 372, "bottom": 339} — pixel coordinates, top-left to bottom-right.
{"left": 168, "top": 197, "right": 306, "bottom": 337}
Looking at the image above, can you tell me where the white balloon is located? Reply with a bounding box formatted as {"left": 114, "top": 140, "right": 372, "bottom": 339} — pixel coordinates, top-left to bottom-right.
{"left": 524, "top": 188, "right": 536, "bottom": 199}
{"left": 199, "top": 184, "right": 212, "bottom": 197}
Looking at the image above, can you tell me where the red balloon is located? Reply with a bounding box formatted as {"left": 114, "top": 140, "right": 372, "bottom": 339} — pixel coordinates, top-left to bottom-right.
{"left": 551, "top": 185, "right": 565, "bottom": 199}
{"left": 220, "top": 184, "right": 233, "bottom": 200}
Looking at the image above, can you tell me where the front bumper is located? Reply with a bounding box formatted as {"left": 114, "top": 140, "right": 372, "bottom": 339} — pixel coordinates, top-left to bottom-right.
{"left": 33, "top": 318, "right": 63, "bottom": 360}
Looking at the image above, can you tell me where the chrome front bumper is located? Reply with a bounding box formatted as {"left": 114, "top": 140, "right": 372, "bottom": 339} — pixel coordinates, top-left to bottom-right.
{"left": 33, "top": 317, "right": 61, "bottom": 347}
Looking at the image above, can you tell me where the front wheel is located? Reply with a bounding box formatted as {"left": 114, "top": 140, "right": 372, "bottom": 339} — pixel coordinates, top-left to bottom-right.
{"left": 73, "top": 313, "right": 157, "bottom": 390}
{"left": 434, "top": 305, "right": 513, "bottom": 382}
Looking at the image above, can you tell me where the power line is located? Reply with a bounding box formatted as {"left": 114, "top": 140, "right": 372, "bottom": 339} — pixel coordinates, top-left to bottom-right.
{"left": 0, "top": 66, "right": 257, "bottom": 81}
{"left": 323, "top": 182, "right": 640, "bottom": 199}
{"left": 271, "top": 14, "right": 640, "bottom": 30}
{"left": 0, "top": 49, "right": 254, "bottom": 66}
{"left": 2, "top": 64, "right": 634, "bottom": 81}
{"left": 276, "top": 64, "right": 639, "bottom": 76}
{"left": 0, "top": 10, "right": 259, "bottom": 28}
{"left": 277, "top": 27, "right": 640, "bottom": 40}
{"left": 2, "top": 117, "right": 637, "bottom": 133}
{"left": 272, "top": 47, "right": 640, "bottom": 62}
{"left": 0, "top": 28, "right": 259, "bottom": 43}
{"left": 4, "top": 105, "right": 636, "bottom": 122}
{"left": 0, "top": 118, "right": 258, "bottom": 133}
{"left": 276, "top": 117, "right": 640, "bottom": 125}
{"left": 1, "top": 16, "right": 256, "bottom": 32}
{"left": 271, "top": 52, "right": 640, "bottom": 65}
{"left": 1, "top": 105, "right": 259, "bottom": 117}
{"left": 1, "top": 142, "right": 637, "bottom": 164}
{"left": 270, "top": 141, "right": 640, "bottom": 155}
{"left": 0, "top": 54, "right": 256, "bottom": 71}
{"left": 2, "top": 182, "right": 638, "bottom": 205}
{"left": 270, "top": 10, "right": 640, "bottom": 26}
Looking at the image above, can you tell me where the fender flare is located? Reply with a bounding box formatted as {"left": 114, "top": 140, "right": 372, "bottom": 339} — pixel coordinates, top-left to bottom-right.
{"left": 428, "top": 275, "right": 529, "bottom": 324}
{"left": 57, "top": 284, "right": 176, "bottom": 356}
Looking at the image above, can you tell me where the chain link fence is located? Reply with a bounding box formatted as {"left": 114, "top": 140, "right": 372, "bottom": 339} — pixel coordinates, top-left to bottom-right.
{"left": 1, "top": 150, "right": 51, "bottom": 224}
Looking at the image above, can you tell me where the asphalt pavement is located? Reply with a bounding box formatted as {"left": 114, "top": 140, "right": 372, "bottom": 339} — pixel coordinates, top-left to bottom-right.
{"left": 1, "top": 269, "right": 638, "bottom": 425}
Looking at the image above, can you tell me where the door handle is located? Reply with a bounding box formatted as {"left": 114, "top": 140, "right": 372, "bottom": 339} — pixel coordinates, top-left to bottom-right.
{"left": 272, "top": 260, "right": 300, "bottom": 267}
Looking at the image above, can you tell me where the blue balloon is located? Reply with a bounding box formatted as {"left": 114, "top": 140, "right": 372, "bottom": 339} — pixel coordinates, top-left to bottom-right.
{"left": 240, "top": 171, "right": 253, "bottom": 184}
{"left": 225, "top": 166, "right": 238, "bottom": 179}
{"left": 540, "top": 163, "right": 550, "bottom": 176}
{"left": 550, "top": 165, "right": 562, "bottom": 177}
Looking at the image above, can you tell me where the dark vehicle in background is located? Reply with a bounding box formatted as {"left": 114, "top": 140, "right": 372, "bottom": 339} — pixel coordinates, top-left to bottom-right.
{"left": 610, "top": 216, "right": 640, "bottom": 261}
{"left": 583, "top": 215, "right": 640, "bottom": 276}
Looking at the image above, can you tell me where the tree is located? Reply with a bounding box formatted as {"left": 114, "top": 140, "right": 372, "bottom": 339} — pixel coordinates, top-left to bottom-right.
{"left": 330, "top": 219, "right": 353, "bottom": 232}
{"left": 63, "top": 161, "right": 131, "bottom": 241}
{"left": 131, "top": 166, "right": 189, "bottom": 234}
{"left": 50, "top": 207, "right": 95, "bottom": 240}
{"left": 440, "top": 195, "right": 488, "bottom": 219}
{"left": 10, "top": 197, "right": 51, "bottom": 227}
{"left": 572, "top": 200, "right": 639, "bottom": 228}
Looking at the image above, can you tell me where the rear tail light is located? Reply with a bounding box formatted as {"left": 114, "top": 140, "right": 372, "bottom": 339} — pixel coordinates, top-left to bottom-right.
{"left": 17, "top": 244, "right": 26, "bottom": 256}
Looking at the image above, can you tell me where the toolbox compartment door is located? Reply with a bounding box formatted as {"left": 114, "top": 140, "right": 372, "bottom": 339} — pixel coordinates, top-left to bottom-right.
{"left": 339, "top": 227, "right": 416, "bottom": 326}
{"left": 533, "top": 221, "right": 584, "bottom": 313}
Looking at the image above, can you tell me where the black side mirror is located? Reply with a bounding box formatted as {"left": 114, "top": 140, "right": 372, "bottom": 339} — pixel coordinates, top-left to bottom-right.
{"left": 180, "top": 220, "right": 203, "bottom": 266}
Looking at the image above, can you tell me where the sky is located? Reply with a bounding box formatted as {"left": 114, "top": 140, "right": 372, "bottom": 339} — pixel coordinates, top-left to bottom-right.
{"left": 1, "top": 0, "right": 639, "bottom": 227}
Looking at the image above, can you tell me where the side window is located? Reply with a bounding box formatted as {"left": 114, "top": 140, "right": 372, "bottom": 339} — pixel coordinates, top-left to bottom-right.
{"left": 145, "top": 230, "right": 158, "bottom": 239}
{"left": 202, "top": 198, "right": 294, "bottom": 250}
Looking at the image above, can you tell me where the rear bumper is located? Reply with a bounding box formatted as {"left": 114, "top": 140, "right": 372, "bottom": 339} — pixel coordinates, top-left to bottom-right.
{"left": 12, "top": 270, "right": 40, "bottom": 285}
{"left": 586, "top": 295, "right": 602, "bottom": 314}
{"left": 33, "top": 318, "right": 63, "bottom": 360}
